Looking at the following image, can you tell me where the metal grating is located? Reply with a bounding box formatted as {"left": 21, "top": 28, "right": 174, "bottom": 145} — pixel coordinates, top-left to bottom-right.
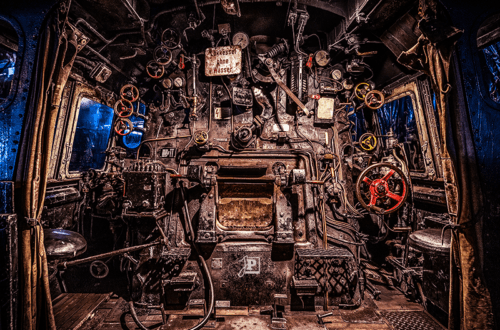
{"left": 379, "top": 311, "right": 444, "bottom": 330}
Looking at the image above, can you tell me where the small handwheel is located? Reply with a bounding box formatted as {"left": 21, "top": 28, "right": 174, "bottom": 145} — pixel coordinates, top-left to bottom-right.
{"left": 359, "top": 133, "right": 377, "bottom": 151}
{"left": 161, "top": 28, "right": 181, "bottom": 49}
{"left": 120, "top": 84, "right": 139, "bottom": 102}
{"left": 356, "top": 163, "right": 409, "bottom": 214}
{"left": 364, "top": 90, "right": 385, "bottom": 110}
{"left": 90, "top": 260, "right": 109, "bottom": 279}
{"left": 114, "top": 118, "right": 134, "bottom": 136}
{"left": 194, "top": 131, "right": 209, "bottom": 146}
{"left": 114, "top": 99, "right": 134, "bottom": 118}
{"left": 354, "top": 82, "right": 372, "bottom": 100}
{"left": 153, "top": 46, "right": 173, "bottom": 66}
{"left": 146, "top": 60, "right": 165, "bottom": 79}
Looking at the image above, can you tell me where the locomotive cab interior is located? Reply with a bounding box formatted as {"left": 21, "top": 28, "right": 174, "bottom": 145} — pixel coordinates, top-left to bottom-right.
{"left": 1, "top": 0, "right": 499, "bottom": 329}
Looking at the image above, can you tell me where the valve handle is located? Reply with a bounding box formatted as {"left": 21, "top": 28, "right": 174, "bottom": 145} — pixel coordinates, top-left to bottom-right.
{"left": 355, "top": 163, "right": 409, "bottom": 214}
{"left": 354, "top": 82, "right": 371, "bottom": 100}
{"left": 364, "top": 90, "right": 385, "bottom": 110}
{"left": 146, "top": 61, "right": 165, "bottom": 79}
{"left": 359, "top": 132, "right": 377, "bottom": 151}
{"left": 114, "top": 118, "right": 134, "bottom": 136}
{"left": 114, "top": 99, "right": 134, "bottom": 118}
{"left": 120, "top": 84, "right": 139, "bottom": 102}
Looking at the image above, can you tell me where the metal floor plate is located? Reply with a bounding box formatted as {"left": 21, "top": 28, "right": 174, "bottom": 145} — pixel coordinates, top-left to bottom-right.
{"left": 379, "top": 311, "right": 444, "bottom": 330}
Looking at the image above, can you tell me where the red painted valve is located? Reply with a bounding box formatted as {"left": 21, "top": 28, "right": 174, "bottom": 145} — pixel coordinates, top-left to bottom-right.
{"left": 355, "top": 163, "right": 409, "bottom": 214}
{"left": 309, "top": 94, "right": 321, "bottom": 100}
{"left": 306, "top": 54, "right": 314, "bottom": 68}
{"left": 114, "top": 99, "right": 134, "bottom": 118}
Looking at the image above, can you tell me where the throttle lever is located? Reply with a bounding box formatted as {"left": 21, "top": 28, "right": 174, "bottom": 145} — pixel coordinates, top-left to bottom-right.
{"left": 259, "top": 56, "right": 311, "bottom": 117}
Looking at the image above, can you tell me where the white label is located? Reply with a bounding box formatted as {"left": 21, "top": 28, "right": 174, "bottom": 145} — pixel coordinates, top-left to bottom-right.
{"left": 237, "top": 256, "right": 260, "bottom": 277}
{"left": 317, "top": 97, "right": 335, "bottom": 119}
{"left": 273, "top": 124, "right": 289, "bottom": 132}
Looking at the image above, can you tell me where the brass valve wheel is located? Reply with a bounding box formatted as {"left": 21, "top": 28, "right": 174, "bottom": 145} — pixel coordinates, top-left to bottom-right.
{"left": 359, "top": 133, "right": 377, "bottom": 151}
{"left": 364, "top": 90, "right": 385, "bottom": 110}
{"left": 120, "top": 84, "right": 139, "bottom": 102}
{"left": 194, "top": 131, "right": 209, "bottom": 146}
{"left": 356, "top": 163, "right": 409, "bottom": 214}
{"left": 354, "top": 82, "right": 372, "bottom": 100}
{"left": 114, "top": 99, "right": 134, "bottom": 118}
{"left": 146, "top": 61, "right": 165, "bottom": 79}
{"left": 114, "top": 118, "right": 134, "bottom": 136}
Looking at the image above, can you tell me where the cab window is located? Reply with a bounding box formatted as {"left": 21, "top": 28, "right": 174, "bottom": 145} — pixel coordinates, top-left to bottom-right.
{"left": 68, "top": 98, "right": 114, "bottom": 172}
{"left": 477, "top": 13, "right": 500, "bottom": 104}
{"left": 0, "top": 20, "right": 18, "bottom": 104}
{"left": 377, "top": 94, "right": 425, "bottom": 172}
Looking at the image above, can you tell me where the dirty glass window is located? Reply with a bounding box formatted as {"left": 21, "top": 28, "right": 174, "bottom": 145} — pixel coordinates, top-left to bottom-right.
{"left": 0, "top": 20, "right": 18, "bottom": 104}
{"left": 69, "top": 98, "right": 114, "bottom": 172}
{"left": 122, "top": 102, "right": 147, "bottom": 149}
{"left": 377, "top": 95, "right": 425, "bottom": 172}
{"left": 477, "top": 13, "right": 500, "bottom": 104}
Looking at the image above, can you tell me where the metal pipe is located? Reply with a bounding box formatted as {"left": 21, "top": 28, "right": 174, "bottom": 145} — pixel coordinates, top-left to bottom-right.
{"left": 60, "top": 241, "right": 160, "bottom": 268}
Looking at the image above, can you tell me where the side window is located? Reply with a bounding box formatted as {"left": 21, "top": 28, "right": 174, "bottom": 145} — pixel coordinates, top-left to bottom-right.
{"left": 0, "top": 20, "right": 18, "bottom": 104}
{"left": 68, "top": 98, "right": 114, "bottom": 172}
{"left": 377, "top": 94, "right": 425, "bottom": 172}
{"left": 477, "top": 13, "right": 500, "bottom": 104}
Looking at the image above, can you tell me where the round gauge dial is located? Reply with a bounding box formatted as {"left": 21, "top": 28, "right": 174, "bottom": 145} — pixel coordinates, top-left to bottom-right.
{"left": 331, "top": 69, "right": 343, "bottom": 81}
{"left": 173, "top": 77, "right": 185, "bottom": 88}
{"left": 314, "top": 50, "right": 330, "bottom": 67}
{"left": 162, "top": 78, "right": 173, "bottom": 89}
{"left": 232, "top": 32, "right": 250, "bottom": 49}
{"left": 342, "top": 79, "right": 354, "bottom": 90}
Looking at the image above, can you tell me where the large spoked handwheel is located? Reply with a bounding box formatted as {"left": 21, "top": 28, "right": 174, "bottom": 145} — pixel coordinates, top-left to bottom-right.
{"left": 356, "top": 163, "right": 409, "bottom": 214}
{"left": 146, "top": 61, "right": 165, "bottom": 79}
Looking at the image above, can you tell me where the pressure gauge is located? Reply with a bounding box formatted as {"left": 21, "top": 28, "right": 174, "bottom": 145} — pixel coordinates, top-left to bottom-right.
{"left": 162, "top": 78, "right": 173, "bottom": 89}
{"left": 331, "top": 69, "right": 343, "bottom": 81}
{"left": 232, "top": 32, "right": 250, "bottom": 49}
{"left": 314, "top": 50, "right": 330, "bottom": 67}
{"left": 342, "top": 79, "right": 354, "bottom": 90}
{"left": 173, "top": 77, "right": 185, "bottom": 88}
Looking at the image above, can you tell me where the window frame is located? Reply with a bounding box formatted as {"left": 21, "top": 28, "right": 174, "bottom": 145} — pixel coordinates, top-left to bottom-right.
{"left": 379, "top": 79, "right": 440, "bottom": 180}
{"left": 472, "top": 12, "right": 500, "bottom": 111}
{"left": 58, "top": 82, "right": 116, "bottom": 179}
{"left": 0, "top": 15, "right": 23, "bottom": 111}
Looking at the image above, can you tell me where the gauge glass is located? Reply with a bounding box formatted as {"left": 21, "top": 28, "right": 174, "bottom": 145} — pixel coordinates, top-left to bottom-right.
{"left": 232, "top": 32, "right": 250, "bottom": 49}
{"left": 331, "top": 69, "right": 342, "bottom": 81}
{"left": 314, "top": 50, "right": 330, "bottom": 67}
{"left": 173, "top": 77, "right": 184, "bottom": 88}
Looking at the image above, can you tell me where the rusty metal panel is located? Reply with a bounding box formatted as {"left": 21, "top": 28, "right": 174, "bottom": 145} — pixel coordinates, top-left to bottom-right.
{"left": 205, "top": 46, "right": 242, "bottom": 77}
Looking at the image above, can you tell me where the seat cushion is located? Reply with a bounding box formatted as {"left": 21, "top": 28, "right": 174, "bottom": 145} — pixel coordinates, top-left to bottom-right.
{"left": 408, "top": 228, "right": 451, "bottom": 256}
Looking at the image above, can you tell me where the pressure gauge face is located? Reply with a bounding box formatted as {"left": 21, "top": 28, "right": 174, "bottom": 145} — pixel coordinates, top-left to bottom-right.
{"left": 162, "top": 78, "right": 173, "bottom": 89}
{"left": 314, "top": 50, "right": 330, "bottom": 67}
{"left": 173, "top": 77, "right": 185, "bottom": 88}
{"left": 232, "top": 32, "right": 250, "bottom": 49}
{"left": 342, "top": 79, "right": 354, "bottom": 90}
{"left": 331, "top": 69, "right": 343, "bottom": 81}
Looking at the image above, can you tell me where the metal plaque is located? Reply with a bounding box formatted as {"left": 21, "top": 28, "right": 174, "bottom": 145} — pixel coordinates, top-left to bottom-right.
{"left": 232, "top": 87, "right": 253, "bottom": 107}
{"left": 205, "top": 46, "right": 242, "bottom": 77}
{"left": 317, "top": 97, "right": 335, "bottom": 119}
{"left": 161, "top": 148, "right": 176, "bottom": 158}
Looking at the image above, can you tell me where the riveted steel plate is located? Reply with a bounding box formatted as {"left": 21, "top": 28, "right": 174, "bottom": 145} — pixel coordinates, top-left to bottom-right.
{"left": 205, "top": 46, "right": 242, "bottom": 76}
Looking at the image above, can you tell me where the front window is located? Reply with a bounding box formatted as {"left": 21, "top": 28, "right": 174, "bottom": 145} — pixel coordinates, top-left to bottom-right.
{"left": 377, "top": 95, "right": 425, "bottom": 172}
{"left": 68, "top": 98, "right": 114, "bottom": 172}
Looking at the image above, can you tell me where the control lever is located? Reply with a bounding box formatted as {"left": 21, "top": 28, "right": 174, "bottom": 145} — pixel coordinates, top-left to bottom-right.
{"left": 259, "top": 56, "right": 311, "bottom": 117}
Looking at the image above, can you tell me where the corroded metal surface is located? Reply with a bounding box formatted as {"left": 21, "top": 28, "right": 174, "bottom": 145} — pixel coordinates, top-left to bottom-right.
{"left": 205, "top": 46, "right": 242, "bottom": 76}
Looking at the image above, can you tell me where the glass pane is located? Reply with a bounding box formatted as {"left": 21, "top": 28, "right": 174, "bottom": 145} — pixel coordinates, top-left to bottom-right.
{"left": 122, "top": 102, "right": 146, "bottom": 149}
{"left": 69, "top": 98, "right": 114, "bottom": 172}
{"left": 377, "top": 95, "right": 425, "bottom": 172}
{"left": 0, "top": 20, "right": 18, "bottom": 103}
{"left": 481, "top": 40, "right": 500, "bottom": 103}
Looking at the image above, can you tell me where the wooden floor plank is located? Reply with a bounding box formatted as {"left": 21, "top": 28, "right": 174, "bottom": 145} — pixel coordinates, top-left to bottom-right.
{"left": 57, "top": 294, "right": 94, "bottom": 330}
{"left": 59, "top": 294, "right": 100, "bottom": 330}
{"left": 64, "top": 293, "right": 110, "bottom": 330}
{"left": 54, "top": 293, "right": 90, "bottom": 326}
